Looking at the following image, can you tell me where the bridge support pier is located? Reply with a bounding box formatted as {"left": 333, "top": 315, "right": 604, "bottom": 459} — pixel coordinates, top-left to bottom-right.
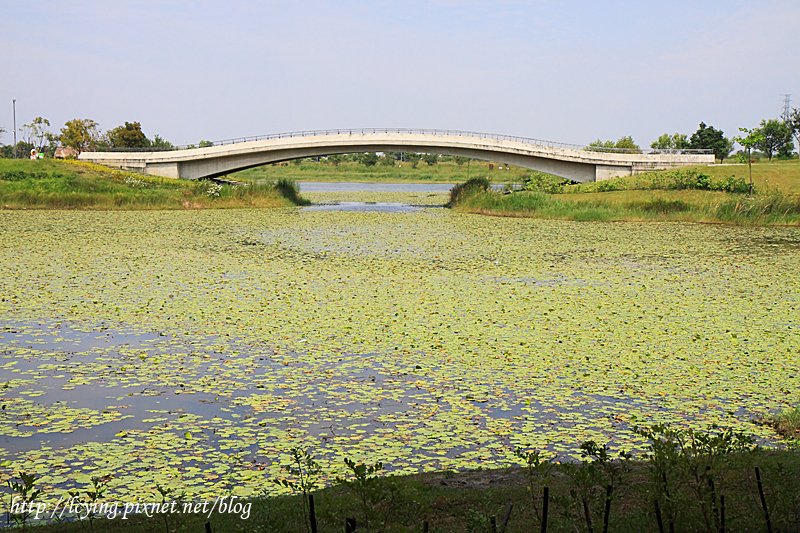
{"left": 595, "top": 165, "right": 633, "bottom": 181}
{"left": 144, "top": 162, "right": 181, "bottom": 179}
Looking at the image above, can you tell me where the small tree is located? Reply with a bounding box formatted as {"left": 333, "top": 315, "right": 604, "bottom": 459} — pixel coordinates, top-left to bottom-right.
{"left": 403, "top": 152, "right": 421, "bottom": 168}
{"left": 614, "top": 135, "right": 640, "bottom": 152}
{"left": 60, "top": 118, "right": 101, "bottom": 152}
{"left": 423, "top": 152, "right": 439, "bottom": 165}
{"left": 690, "top": 122, "right": 732, "bottom": 162}
{"left": 651, "top": 133, "right": 690, "bottom": 150}
{"left": 107, "top": 121, "right": 150, "bottom": 148}
{"left": 588, "top": 136, "right": 640, "bottom": 152}
{"left": 379, "top": 152, "right": 396, "bottom": 166}
{"left": 359, "top": 152, "right": 378, "bottom": 166}
{"left": 20, "top": 117, "right": 53, "bottom": 152}
{"left": 588, "top": 139, "right": 615, "bottom": 150}
{"left": 733, "top": 127, "right": 765, "bottom": 194}
{"left": 150, "top": 134, "right": 174, "bottom": 150}
{"left": 754, "top": 119, "right": 793, "bottom": 160}
{"left": 273, "top": 448, "right": 321, "bottom": 533}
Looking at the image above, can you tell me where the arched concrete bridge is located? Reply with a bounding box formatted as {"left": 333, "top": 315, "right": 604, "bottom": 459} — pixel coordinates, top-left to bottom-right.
{"left": 79, "top": 128, "right": 714, "bottom": 183}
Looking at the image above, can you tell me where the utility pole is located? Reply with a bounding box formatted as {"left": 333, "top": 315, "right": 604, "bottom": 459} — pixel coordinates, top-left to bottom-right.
{"left": 12, "top": 99, "right": 17, "bottom": 158}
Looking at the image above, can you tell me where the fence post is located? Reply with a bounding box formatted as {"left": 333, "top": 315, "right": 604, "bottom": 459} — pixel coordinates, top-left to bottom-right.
{"left": 755, "top": 467, "right": 772, "bottom": 533}
{"left": 541, "top": 486, "right": 549, "bottom": 533}
{"left": 308, "top": 494, "right": 318, "bottom": 533}
{"left": 499, "top": 502, "right": 513, "bottom": 532}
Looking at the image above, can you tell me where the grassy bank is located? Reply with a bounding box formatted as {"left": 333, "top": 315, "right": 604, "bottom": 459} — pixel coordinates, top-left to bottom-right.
{"left": 452, "top": 162, "right": 800, "bottom": 225}
{"left": 0, "top": 159, "right": 307, "bottom": 209}
{"left": 457, "top": 189, "right": 800, "bottom": 225}
{"left": 22, "top": 445, "right": 800, "bottom": 532}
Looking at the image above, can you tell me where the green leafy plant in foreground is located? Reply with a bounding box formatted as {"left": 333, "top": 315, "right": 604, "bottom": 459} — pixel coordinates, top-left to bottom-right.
{"left": 6, "top": 471, "right": 43, "bottom": 530}
{"left": 153, "top": 482, "right": 186, "bottom": 533}
{"left": 273, "top": 447, "right": 321, "bottom": 533}
{"left": 68, "top": 474, "right": 112, "bottom": 531}
{"left": 513, "top": 446, "right": 555, "bottom": 528}
{"left": 635, "top": 424, "right": 758, "bottom": 533}
{"left": 339, "top": 457, "right": 386, "bottom": 532}
{"left": 565, "top": 441, "right": 631, "bottom": 533}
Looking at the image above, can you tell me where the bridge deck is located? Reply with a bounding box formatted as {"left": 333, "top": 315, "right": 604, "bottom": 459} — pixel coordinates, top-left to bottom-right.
{"left": 79, "top": 129, "right": 714, "bottom": 183}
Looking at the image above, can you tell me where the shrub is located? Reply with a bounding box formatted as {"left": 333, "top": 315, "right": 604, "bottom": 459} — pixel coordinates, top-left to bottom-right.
{"left": 715, "top": 175, "right": 750, "bottom": 194}
{"left": 567, "top": 169, "right": 753, "bottom": 195}
{"left": 0, "top": 170, "right": 67, "bottom": 181}
{"left": 596, "top": 180, "right": 620, "bottom": 192}
{"left": 448, "top": 177, "right": 490, "bottom": 206}
{"left": 522, "top": 172, "right": 568, "bottom": 193}
{"left": 273, "top": 178, "right": 309, "bottom": 205}
{"left": 198, "top": 181, "right": 223, "bottom": 198}
{"left": 694, "top": 173, "right": 712, "bottom": 190}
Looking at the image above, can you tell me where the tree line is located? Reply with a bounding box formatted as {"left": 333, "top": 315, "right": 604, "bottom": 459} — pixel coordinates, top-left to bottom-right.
{"left": 584, "top": 114, "right": 800, "bottom": 163}
{"left": 2, "top": 114, "right": 799, "bottom": 162}
{"left": 0, "top": 118, "right": 186, "bottom": 158}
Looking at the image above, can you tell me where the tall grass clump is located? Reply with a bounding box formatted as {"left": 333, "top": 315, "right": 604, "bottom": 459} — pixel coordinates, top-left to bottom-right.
{"left": 714, "top": 193, "right": 800, "bottom": 223}
{"left": 769, "top": 406, "right": 800, "bottom": 440}
{"left": 447, "top": 176, "right": 490, "bottom": 206}
{"left": 273, "top": 178, "right": 309, "bottom": 205}
{"left": 635, "top": 198, "right": 691, "bottom": 214}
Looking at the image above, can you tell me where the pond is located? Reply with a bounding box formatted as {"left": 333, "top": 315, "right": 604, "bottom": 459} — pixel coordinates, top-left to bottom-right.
{"left": 1, "top": 198, "right": 799, "bottom": 502}
{"left": 297, "top": 181, "right": 456, "bottom": 193}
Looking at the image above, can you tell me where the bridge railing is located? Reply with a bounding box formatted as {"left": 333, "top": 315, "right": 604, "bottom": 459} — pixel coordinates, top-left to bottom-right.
{"left": 94, "top": 128, "right": 712, "bottom": 155}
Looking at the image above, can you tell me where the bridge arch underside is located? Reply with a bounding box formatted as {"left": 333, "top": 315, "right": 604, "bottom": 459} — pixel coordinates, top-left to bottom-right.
{"left": 170, "top": 145, "right": 623, "bottom": 183}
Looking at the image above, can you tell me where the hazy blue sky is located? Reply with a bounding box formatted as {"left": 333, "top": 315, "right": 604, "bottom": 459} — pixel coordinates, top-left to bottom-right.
{"left": 1, "top": 0, "right": 798, "bottom": 146}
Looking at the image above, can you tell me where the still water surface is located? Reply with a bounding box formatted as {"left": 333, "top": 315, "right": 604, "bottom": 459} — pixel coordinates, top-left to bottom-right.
{"left": 1, "top": 201, "right": 798, "bottom": 501}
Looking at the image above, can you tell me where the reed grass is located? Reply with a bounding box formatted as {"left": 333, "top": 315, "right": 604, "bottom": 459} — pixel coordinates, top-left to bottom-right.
{"left": 454, "top": 189, "right": 800, "bottom": 225}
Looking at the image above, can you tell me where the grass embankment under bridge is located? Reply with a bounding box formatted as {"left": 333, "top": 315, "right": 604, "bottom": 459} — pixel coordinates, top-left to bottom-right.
{"left": 3, "top": 157, "right": 800, "bottom": 224}
{"left": 450, "top": 160, "right": 800, "bottom": 225}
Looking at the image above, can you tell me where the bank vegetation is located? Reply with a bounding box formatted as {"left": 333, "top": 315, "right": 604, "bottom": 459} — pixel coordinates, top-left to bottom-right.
{"left": 451, "top": 161, "right": 800, "bottom": 226}
{"left": 0, "top": 159, "right": 307, "bottom": 210}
